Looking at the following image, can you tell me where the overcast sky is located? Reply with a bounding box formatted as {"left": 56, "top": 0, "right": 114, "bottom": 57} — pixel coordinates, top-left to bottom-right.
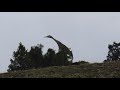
{"left": 0, "top": 12, "right": 120, "bottom": 73}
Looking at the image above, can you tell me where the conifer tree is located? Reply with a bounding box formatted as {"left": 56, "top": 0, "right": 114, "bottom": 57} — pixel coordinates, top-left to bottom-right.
{"left": 8, "top": 42, "right": 29, "bottom": 72}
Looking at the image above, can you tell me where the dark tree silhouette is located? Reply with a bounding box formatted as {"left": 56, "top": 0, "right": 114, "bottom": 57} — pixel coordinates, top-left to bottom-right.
{"left": 28, "top": 44, "right": 44, "bottom": 68}
{"left": 8, "top": 42, "right": 30, "bottom": 72}
{"left": 43, "top": 48, "right": 56, "bottom": 67}
{"left": 8, "top": 36, "right": 74, "bottom": 72}
{"left": 55, "top": 50, "right": 72, "bottom": 66}
{"left": 43, "top": 49, "right": 72, "bottom": 67}
{"left": 104, "top": 42, "right": 120, "bottom": 62}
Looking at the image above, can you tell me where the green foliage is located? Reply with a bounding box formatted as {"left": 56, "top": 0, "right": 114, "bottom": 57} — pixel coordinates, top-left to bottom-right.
{"left": 43, "top": 49, "right": 72, "bottom": 67}
{"left": 8, "top": 42, "right": 73, "bottom": 72}
{"left": 7, "top": 34, "right": 74, "bottom": 72}
{"left": 28, "top": 44, "right": 44, "bottom": 68}
{"left": 55, "top": 50, "right": 71, "bottom": 66}
{"left": 43, "top": 48, "right": 56, "bottom": 67}
{"left": 105, "top": 42, "right": 120, "bottom": 62}
{"left": 8, "top": 43, "right": 44, "bottom": 72}
{"left": 8, "top": 42, "right": 29, "bottom": 72}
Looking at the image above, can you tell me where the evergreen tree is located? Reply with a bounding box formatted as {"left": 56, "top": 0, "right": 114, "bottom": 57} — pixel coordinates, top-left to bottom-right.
{"left": 105, "top": 42, "right": 120, "bottom": 62}
{"left": 28, "top": 44, "right": 44, "bottom": 68}
{"left": 43, "top": 48, "right": 56, "bottom": 67}
{"left": 8, "top": 42, "right": 30, "bottom": 72}
{"left": 8, "top": 40, "right": 73, "bottom": 72}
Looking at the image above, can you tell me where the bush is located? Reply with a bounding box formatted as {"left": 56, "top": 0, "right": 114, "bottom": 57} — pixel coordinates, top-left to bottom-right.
{"left": 105, "top": 42, "right": 120, "bottom": 62}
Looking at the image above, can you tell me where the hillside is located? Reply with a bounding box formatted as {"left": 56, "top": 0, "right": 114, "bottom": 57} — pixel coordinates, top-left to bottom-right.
{"left": 0, "top": 62, "right": 120, "bottom": 78}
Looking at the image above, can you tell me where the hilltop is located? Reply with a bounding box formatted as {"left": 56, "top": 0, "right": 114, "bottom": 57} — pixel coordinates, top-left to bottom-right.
{"left": 0, "top": 61, "right": 120, "bottom": 78}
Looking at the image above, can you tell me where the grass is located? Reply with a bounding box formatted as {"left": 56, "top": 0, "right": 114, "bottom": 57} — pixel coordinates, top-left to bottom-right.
{"left": 0, "top": 61, "right": 120, "bottom": 78}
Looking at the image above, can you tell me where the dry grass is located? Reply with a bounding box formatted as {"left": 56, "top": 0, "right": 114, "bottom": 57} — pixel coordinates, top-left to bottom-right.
{"left": 0, "top": 61, "right": 120, "bottom": 78}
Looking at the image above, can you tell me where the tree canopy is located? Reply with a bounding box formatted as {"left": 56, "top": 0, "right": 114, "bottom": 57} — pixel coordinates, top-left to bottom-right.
{"left": 104, "top": 42, "right": 120, "bottom": 62}
{"left": 8, "top": 42, "right": 73, "bottom": 72}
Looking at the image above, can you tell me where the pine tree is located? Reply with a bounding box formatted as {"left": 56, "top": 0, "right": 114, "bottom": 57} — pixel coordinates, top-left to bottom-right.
{"left": 8, "top": 42, "right": 30, "bottom": 72}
